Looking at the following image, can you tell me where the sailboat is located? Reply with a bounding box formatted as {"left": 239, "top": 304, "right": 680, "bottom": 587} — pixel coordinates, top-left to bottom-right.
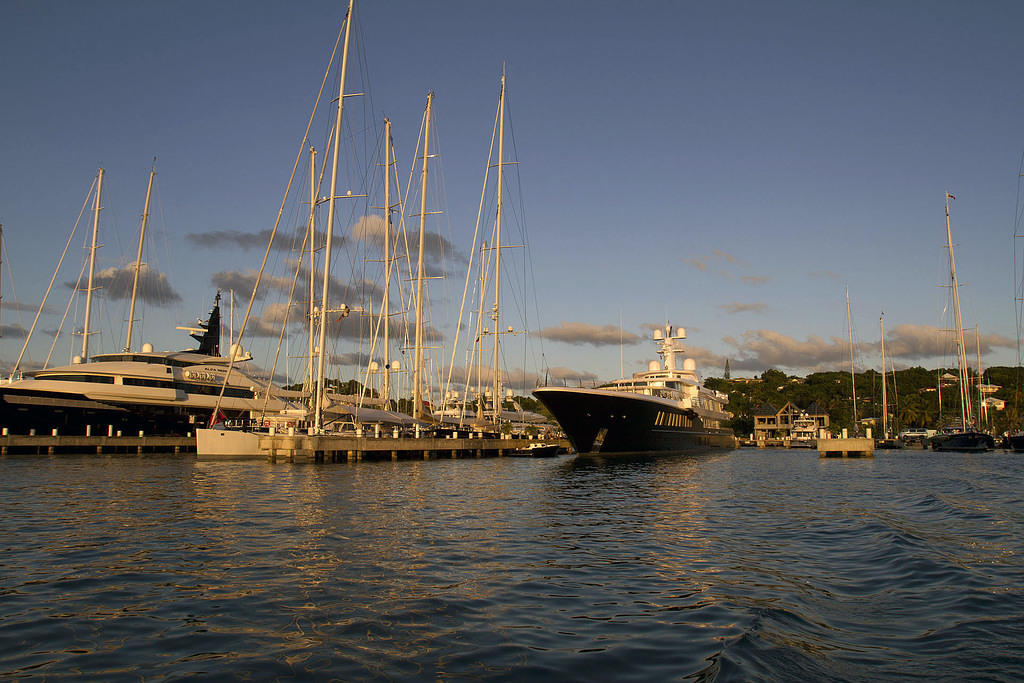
{"left": 439, "top": 70, "right": 549, "bottom": 433}
{"left": 875, "top": 313, "right": 902, "bottom": 449}
{"left": 929, "top": 193, "right": 994, "bottom": 452}
{"left": 195, "top": 0, "right": 429, "bottom": 456}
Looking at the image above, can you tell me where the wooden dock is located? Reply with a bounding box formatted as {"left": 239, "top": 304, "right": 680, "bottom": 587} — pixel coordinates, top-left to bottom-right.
{"left": 1, "top": 434, "right": 196, "bottom": 455}
{"left": 200, "top": 431, "right": 565, "bottom": 462}
{"left": 0, "top": 432, "right": 567, "bottom": 461}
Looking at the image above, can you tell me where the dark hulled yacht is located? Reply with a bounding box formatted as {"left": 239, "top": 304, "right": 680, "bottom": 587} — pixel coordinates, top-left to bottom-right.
{"left": 534, "top": 324, "right": 736, "bottom": 454}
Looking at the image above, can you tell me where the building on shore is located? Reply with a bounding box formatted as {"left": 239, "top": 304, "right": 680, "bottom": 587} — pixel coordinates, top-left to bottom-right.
{"left": 753, "top": 401, "right": 830, "bottom": 442}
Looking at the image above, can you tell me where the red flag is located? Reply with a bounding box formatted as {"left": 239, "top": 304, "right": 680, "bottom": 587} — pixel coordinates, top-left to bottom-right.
{"left": 947, "top": 193, "right": 956, "bottom": 200}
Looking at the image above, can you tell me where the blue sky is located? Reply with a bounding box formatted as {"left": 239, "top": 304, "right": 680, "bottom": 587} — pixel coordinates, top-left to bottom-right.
{"left": 3, "top": 0, "right": 1024, "bottom": 390}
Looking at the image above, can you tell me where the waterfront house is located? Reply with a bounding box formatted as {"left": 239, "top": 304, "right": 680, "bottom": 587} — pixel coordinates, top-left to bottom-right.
{"left": 754, "top": 401, "right": 830, "bottom": 442}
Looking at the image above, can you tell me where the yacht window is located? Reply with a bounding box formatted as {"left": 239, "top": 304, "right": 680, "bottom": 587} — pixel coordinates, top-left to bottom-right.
{"left": 34, "top": 373, "right": 115, "bottom": 384}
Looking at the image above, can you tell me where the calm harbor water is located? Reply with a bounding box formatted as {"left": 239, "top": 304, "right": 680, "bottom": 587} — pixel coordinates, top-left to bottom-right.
{"left": 1, "top": 449, "right": 1022, "bottom": 681}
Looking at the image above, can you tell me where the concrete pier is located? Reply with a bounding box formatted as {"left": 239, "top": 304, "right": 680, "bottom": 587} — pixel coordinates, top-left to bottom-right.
{"left": 1, "top": 434, "right": 196, "bottom": 455}
{"left": 222, "top": 434, "right": 560, "bottom": 463}
{"left": 2, "top": 432, "right": 567, "bottom": 461}
{"left": 817, "top": 436, "right": 874, "bottom": 458}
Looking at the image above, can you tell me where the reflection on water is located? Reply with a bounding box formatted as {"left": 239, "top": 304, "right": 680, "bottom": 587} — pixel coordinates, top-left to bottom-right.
{"left": 1, "top": 450, "right": 1022, "bottom": 680}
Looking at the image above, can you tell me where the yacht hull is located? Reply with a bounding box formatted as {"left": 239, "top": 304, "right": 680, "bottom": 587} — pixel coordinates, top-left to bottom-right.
{"left": 534, "top": 387, "right": 736, "bottom": 454}
{"left": 929, "top": 431, "right": 994, "bottom": 452}
{"left": 0, "top": 386, "right": 246, "bottom": 436}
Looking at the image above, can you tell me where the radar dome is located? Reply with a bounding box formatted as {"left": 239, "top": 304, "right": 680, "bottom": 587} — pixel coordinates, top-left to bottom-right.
{"left": 141, "top": 343, "right": 154, "bottom": 353}
{"left": 648, "top": 360, "right": 661, "bottom": 372}
{"left": 653, "top": 329, "right": 664, "bottom": 340}
{"left": 683, "top": 358, "right": 697, "bottom": 371}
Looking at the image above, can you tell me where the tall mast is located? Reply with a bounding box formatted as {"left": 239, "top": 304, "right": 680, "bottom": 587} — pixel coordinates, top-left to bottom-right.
{"left": 846, "top": 286, "right": 857, "bottom": 431}
{"left": 81, "top": 167, "right": 104, "bottom": 362}
{"left": 880, "top": 313, "right": 887, "bottom": 438}
{"left": 382, "top": 119, "right": 394, "bottom": 405}
{"left": 314, "top": 0, "right": 355, "bottom": 433}
{"left": 413, "top": 92, "right": 434, "bottom": 421}
{"left": 976, "top": 324, "right": 985, "bottom": 428}
{"left": 125, "top": 162, "right": 156, "bottom": 352}
{"left": 476, "top": 240, "right": 488, "bottom": 420}
{"left": 491, "top": 72, "right": 506, "bottom": 422}
{"left": 307, "top": 145, "right": 317, "bottom": 399}
{"left": 945, "top": 192, "right": 972, "bottom": 426}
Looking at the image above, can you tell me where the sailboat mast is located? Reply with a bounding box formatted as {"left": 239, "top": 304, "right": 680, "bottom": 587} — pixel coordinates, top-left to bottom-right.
{"left": 307, "top": 145, "right": 317, "bottom": 398}
{"left": 976, "top": 324, "right": 985, "bottom": 428}
{"left": 314, "top": 0, "right": 355, "bottom": 433}
{"left": 846, "top": 287, "right": 857, "bottom": 430}
{"left": 491, "top": 72, "right": 506, "bottom": 421}
{"left": 413, "top": 92, "right": 434, "bottom": 421}
{"left": 945, "top": 192, "right": 973, "bottom": 426}
{"left": 382, "top": 118, "right": 394, "bottom": 405}
{"left": 125, "top": 163, "right": 156, "bottom": 352}
{"left": 880, "top": 313, "right": 888, "bottom": 439}
{"left": 81, "top": 167, "right": 104, "bottom": 362}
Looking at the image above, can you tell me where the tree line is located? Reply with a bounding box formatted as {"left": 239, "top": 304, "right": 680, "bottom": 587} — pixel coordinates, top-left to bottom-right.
{"left": 704, "top": 366, "right": 1024, "bottom": 436}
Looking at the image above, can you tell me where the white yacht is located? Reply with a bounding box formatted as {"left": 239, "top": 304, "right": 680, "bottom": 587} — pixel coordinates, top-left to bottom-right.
{"left": 0, "top": 294, "right": 300, "bottom": 436}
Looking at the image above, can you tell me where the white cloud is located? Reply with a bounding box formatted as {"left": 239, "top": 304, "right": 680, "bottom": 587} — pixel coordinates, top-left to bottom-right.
{"left": 538, "top": 321, "right": 643, "bottom": 346}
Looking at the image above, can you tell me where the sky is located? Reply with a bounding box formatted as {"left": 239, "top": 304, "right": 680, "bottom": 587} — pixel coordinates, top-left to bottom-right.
{"left": 3, "top": 0, "right": 1024, "bottom": 393}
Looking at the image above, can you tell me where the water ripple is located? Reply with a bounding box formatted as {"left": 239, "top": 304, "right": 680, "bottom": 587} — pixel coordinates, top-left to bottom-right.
{"left": 1, "top": 451, "right": 1022, "bottom": 680}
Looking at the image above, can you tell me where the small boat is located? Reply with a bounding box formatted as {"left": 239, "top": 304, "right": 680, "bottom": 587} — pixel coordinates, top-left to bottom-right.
{"left": 898, "top": 428, "right": 930, "bottom": 449}
{"left": 930, "top": 427, "right": 995, "bottom": 452}
{"left": 534, "top": 324, "right": 736, "bottom": 454}
{"left": 788, "top": 413, "right": 817, "bottom": 448}
{"left": 509, "top": 442, "right": 561, "bottom": 457}
{"left": 875, "top": 313, "right": 902, "bottom": 450}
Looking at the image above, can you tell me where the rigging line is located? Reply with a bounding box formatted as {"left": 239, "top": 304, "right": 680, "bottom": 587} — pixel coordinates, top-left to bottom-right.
{"left": 444, "top": 89, "right": 500, "bottom": 407}
{"left": 357, "top": 126, "right": 394, "bottom": 408}
{"left": 400, "top": 103, "right": 427, "bottom": 288}
{"left": 0, "top": 231, "right": 29, "bottom": 341}
{"left": 466, "top": 242, "right": 492, "bottom": 414}
{"left": 44, "top": 254, "right": 90, "bottom": 369}
{"left": 10, "top": 176, "right": 96, "bottom": 378}
{"left": 211, "top": 13, "right": 346, "bottom": 422}
{"left": 259, "top": 221, "right": 311, "bottom": 421}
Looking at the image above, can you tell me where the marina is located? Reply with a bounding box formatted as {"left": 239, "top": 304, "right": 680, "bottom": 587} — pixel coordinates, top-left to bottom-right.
{"left": 4, "top": 2, "right": 1024, "bottom": 680}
